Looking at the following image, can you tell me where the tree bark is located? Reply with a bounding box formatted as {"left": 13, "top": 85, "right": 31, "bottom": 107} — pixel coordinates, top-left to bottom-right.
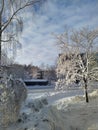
{"left": 83, "top": 77, "right": 89, "bottom": 103}
{"left": 84, "top": 84, "right": 89, "bottom": 103}
{"left": 0, "top": 32, "right": 1, "bottom": 65}
{"left": 0, "top": 14, "right": 2, "bottom": 65}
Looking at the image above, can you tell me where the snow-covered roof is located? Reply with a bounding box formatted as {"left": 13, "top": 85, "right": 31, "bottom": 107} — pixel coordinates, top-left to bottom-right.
{"left": 24, "top": 79, "right": 48, "bottom": 82}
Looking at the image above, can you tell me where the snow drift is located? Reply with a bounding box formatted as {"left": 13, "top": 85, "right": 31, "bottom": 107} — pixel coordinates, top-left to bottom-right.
{"left": 1, "top": 89, "right": 98, "bottom": 130}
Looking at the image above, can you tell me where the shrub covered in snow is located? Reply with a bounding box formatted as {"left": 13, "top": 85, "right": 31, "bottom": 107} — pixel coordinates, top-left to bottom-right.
{"left": 26, "top": 97, "right": 48, "bottom": 112}
{"left": 0, "top": 76, "right": 27, "bottom": 126}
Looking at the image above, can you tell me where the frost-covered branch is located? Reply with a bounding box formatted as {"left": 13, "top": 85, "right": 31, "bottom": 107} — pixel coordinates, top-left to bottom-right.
{"left": 56, "top": 27, "right": 98, "bottom": 102}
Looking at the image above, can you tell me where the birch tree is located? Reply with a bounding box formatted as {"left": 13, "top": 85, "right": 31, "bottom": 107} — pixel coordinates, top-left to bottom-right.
{"left": 56, "top": 27, "right": 98, "bottom": 102}
{"left": 0, "top": 0, "right": 42, "bottom": 65}
{"left": 0, "top": 1, "right": 46, "bottom": 125}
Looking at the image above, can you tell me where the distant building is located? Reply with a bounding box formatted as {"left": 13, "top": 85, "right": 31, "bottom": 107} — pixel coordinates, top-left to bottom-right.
{"left": 36, "top": 70, "right": 44, "bottom": 79}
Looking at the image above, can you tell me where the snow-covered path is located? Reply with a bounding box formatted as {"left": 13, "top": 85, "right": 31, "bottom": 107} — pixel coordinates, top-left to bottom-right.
{"left": 27, "top": 87, "right": 84, "bottom": 104}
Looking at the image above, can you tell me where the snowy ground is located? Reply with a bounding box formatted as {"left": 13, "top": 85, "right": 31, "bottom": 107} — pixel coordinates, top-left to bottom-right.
{"left": 1, "top": 86, "right": 98, "bottom": 130}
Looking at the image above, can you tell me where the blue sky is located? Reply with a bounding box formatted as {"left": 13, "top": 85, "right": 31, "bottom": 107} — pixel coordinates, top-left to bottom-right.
{"left": 15, "top": 0, "right": 98, "bottom": 66}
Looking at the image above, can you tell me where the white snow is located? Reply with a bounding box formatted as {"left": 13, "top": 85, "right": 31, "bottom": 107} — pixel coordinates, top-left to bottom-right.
{"left": 1, "top": 88, "right": 98, "bottom": 130}
{"left": 26, "top": 85, "right": 54, "bottom": 89}
{"left": 24, "top": 79, "right": 48, "bottom": 82}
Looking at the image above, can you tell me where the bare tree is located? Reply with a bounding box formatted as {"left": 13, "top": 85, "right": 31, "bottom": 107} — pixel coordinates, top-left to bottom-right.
{"left": 56, "top": 27, "right": 98, "bottom": 102}
{"left": 0, "top": 0, "right": 43, "bottom": 65}
{"left": 1, "top": 50, "right": 13, "bottom": 65}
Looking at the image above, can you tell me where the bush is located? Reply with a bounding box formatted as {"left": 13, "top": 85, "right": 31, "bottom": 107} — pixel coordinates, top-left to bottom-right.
{"left": 0, "top": 76, "right": 27, "bottom": 126}
{"left": 27, "top": 97, "right": 48, "bottom": 112}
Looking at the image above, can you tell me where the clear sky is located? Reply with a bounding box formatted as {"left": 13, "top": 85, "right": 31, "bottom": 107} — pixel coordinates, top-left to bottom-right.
{"left": 15, "top": 0, "right": 98, "bottom": 66}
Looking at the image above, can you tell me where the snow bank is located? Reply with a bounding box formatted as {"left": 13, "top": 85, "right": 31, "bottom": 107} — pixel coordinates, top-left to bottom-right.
{"left": 36, "top": 90, "right": 98, "bottom": 130}
{"left": 25, "top": 97, "right": 48, "bottom": 112}
{"left": 1, "top": 89, "right": 98, "bottom": 130}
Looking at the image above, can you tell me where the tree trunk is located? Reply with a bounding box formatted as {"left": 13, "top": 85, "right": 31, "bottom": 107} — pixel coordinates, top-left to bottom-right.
{"left": 0, "top": 14, "right": 2, "bottom": 65}
{"left": 0, "top": 32, "right": 1, "bottom": 65}
{"left": 83, "top": 78, "right": 89, "bottom": 103}
{"left": 84, "top": 84, "right": 89, "bottom": 103}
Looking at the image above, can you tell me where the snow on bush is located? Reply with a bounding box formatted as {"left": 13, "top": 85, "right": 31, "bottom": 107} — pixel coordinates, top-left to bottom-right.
{"left": 0, "top": 76, "right": 27, "bottom": 126}
{"left": 26, "top": 97, "right": 48, "bottom": 112}
{"left": 55, "top": 79, "right": 79, "bottom": 90}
